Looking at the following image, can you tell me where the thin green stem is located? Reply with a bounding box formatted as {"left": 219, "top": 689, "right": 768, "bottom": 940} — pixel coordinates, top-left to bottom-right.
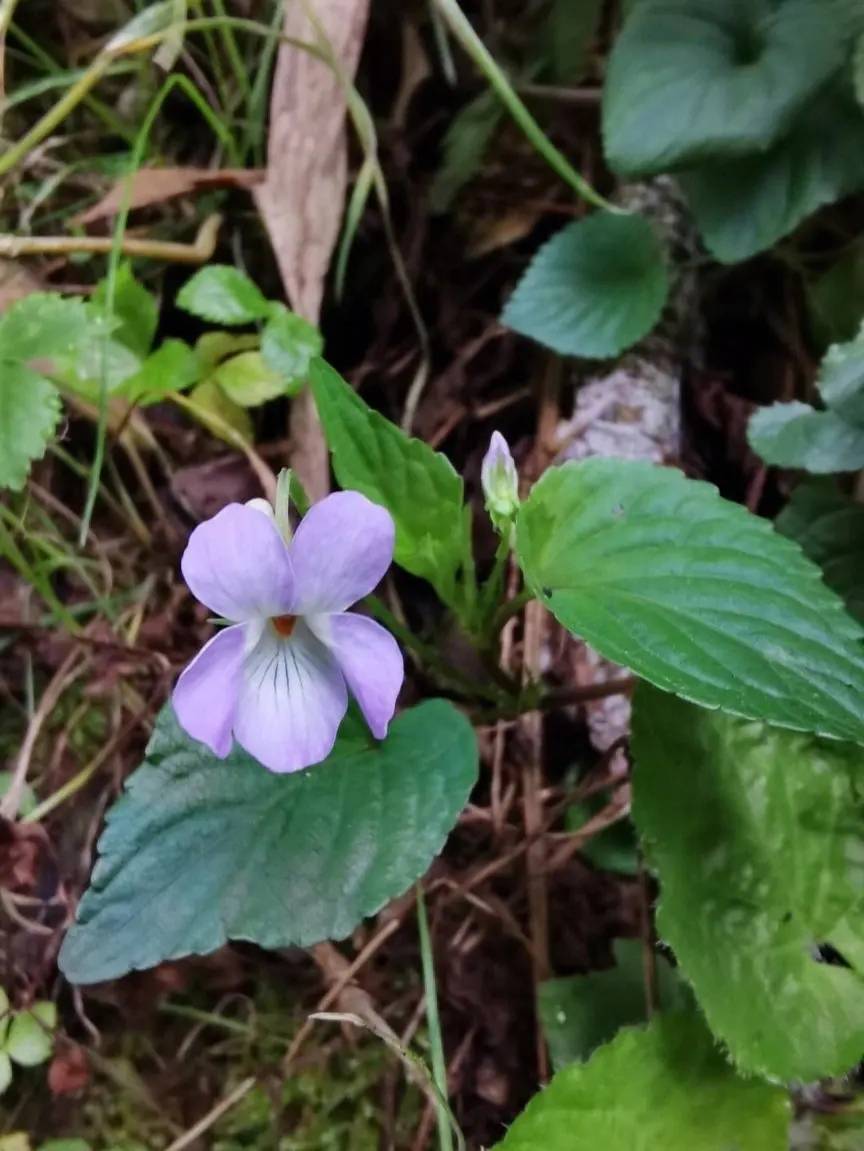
{"left": 416, "top": 884, "right": 453, "bottom": 1151}
{"left": 8, "top": 25, "right": 136, "bottom": 141}
{"left": 212, "top": 0, "right": 252, "bottom": 109}
{"left": 489, "top": 587, "right": 532, "bottom": 637}
{"left": 0, "top": 54, "right": 112, "bottom": 178}
{"left": 79, "top": 71, "right": 239, "bottom": 546}
{"left": 432, "top": 0, "right": 616, "bottom": 212}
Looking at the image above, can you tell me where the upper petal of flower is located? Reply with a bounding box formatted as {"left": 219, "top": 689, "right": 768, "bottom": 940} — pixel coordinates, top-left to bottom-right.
{"left": 289, "top": 492, "right": 395, "bottom": 614}
{"left": 172, "top": 624, "right": 245, "bottom": 757}
{"left": 232, "top": 620, "right": 348, "bottom": 773}
{"left": 181, "top": 503, "right": 295, "bottom": 622}
{"left": 310, "top": 612, "right": 403, "bottom": 740}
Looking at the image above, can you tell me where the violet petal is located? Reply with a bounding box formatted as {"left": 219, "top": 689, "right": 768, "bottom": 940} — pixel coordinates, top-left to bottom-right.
{"left": 233, "top": 620, "right": 348, "bottom": 773}
{"left": 310, "top": 612, "right": 403, "bottom": 740}
{"left": 172, "top": 624, "right": 245, "bottom": 757}
{"left": 289, "top": 492, "right": 395, "bottom": 614}
{"left": 181, "top": 503, "right": 295, "bottom": 622}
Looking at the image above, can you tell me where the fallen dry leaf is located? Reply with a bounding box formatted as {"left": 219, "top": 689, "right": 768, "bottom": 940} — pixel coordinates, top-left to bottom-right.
{"left": 73, "top": 167, "right": 263, "bottom": 226}
{"left": 48, "top": 1043, "right": 91, "bottom": 1095}
{"left": 254, "top": 0, "right": 370, "bottom": 501}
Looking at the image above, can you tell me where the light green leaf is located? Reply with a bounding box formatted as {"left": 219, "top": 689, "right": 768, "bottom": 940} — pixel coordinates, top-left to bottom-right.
{"left": 5, "top": 1002, "right": 56, "bottom": 1067}
{"left": 177, "top": 266, "right": 270, "bottom": 326}
{"left": 194, "top": 331, "right": 260, "bottom": 372}
{"left": 309, "top": 359, "right": 471, "bottom": 610}
{"left": 495, "top": 1012, "right": 790, "bottom": 1150}
{"left": 106, "top": 1, "right": 176, "bottom": 54}
{"left": 603, "top": 0, "right": 846, "bottom": 178}
{"left": 632, "top": 685, "right": 864, "bottom": 1080}
{"left": 747, "top": 402, "right": 864, "bottom": 472}
{"left": 0, "top": 988, "right": 9, "bottom": 1047}
{"left": 776, "top": 479, "right": 864, "bottom": 623}
{"left": 0, "top": 1052, "right": 10, "bottom": 1096}
{"left": 816, "top": 326, "right": 864, "bottom": 424}
{"left": 211, "top": 352, "right": 286, "bottom": 407}
{"left": 681, "top": 86, "right": 864, "bottom": 263}
{"left": 38, "top": 1142, "right": 92, "bottom": 1151}
{"left": 502, "top": 213, "right": 668, "bottom": 358}
{"left": 54, "top": 310, "right": 142, "bottom": 398}
{"left": 0, "top": 293, "right": 92, "bottom": 363}
{"left": 261, "top": 306, "right": 323, "bottom": 389}
{"left": 120, "top": 339, "right": 199, "bottom": 405}
{"left": 58, "top": 700, "right": 477, "bottom": 984}
{"left": 538, "top": 939, "right": 690, "bottom": 1070}
{"left": 429, "top": 91, "right": 502, "bottom": 214}
{"left": 93, "top": 264, "right": 157, "bottom": 358}
{"left": 0, "top": 365, "right": 61, "bottom": 491}
{"left": 516, "top": 458, "right": 864, "bottom": 744}
{"left": 186, "top": 380, "right": 253, "bottom": 443}
{"left": 0, "top": 772, "right": 36, "bottom": 818}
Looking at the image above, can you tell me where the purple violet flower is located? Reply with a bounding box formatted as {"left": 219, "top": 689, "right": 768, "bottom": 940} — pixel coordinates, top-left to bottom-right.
{"left": 172, "top": 491, "right": 404, "bottom": 773}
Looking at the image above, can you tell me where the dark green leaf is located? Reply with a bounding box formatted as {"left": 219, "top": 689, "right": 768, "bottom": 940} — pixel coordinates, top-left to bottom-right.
{"left": 309, "top": 359, "right": 471, "bottom": 610}
{"left": 495, "top": 1012, "right": 790, "bottom": 1150}
{"left": 807, "top": 243, "right": 864, "bottom": 348}
{"left": 776, "top": 479, "right": 864, "bottom": 623}
{"left": 177, "top": 266, "right": 270, "bottom": 326}
{"left": 538, "top": 940, "right": 691, "bottom": 1069}
{"left": 565, "top": 798, "right": 637, "bottom": 874}
{"left": 681, "top": 86, "right": 864, "bottom": 263}
{"left": 430, "top": 91, "right": 502, "bottom": 214}
{"left": 603, "top": 0, "right": 846, "bottom": 178}
{"left": 541, "top": 0, "right": 603, "bottom": 84}
{"left": 747, "top": 402, "right": 864, "bottom": 472}
{"left": 58, "top": 700, "right": 477, "bottom": 984}
{"left": 502, "top": 213, "right": 669, "bottom": 358}
{"left": 261, "top": 305, "right": 323, "bottom": 388}
{"left": 632, "top": 685, "right": 864, "bottom": 1080}
{"left": 517, "top": 458, "right": 864, "bottom": 744}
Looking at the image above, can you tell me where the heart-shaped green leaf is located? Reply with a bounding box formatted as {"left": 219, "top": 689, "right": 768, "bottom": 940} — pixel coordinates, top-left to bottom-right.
{"left": 777, "top": 479, "right": 864, "bottom": 623}
{"left": 59, "top": 700, "right": 477, "bottom": 985}
{"left": 177, "top": 265, "right": 270, "bottom": 326}
{"left": 501, "top": 213, "right": 669, "bottom": 358}
{"left": 517, "top": 458, "right": 864, "bottom": 744}
{"left": 681, "top": 85, "right": 864, "bottom": 263}
{"left": 632, "top": 685, "right": 864, "bottom": 1080}
{"left": 538, "top": 940, "right": 691, "bottom": 1071}
{"left": 495, "top": 1012, "right": 790, "bottom": 1150}
{"left": 747, "top": 402, "right": 864, "bottom": 472}
{"left": 261, "top": 305, "right": 323, "bottom": 388}
{"left": 603, "top": 0, "right": 846, "bottom": 177}
{"left": 5, "top": 1002, "right": 56, "bottom": 1067}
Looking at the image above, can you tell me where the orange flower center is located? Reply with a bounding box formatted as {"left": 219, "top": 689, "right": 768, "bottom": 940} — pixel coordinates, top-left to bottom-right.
{"left": 271, "top": 614, "right": 297, "bottom": 638}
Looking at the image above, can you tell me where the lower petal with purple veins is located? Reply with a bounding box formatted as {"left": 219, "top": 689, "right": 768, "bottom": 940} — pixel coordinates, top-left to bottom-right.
{"left": 310, "top": 612, "right": 404, "bottom": 740}
{"left": 233, "top": 620, "right": 348, "bottom": 773}
{"left": 172, "top": 625, "right": 246, "bottom": 757}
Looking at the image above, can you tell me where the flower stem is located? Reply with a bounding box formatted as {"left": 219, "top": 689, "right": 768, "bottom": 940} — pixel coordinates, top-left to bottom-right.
{"left": 416, "top": 883, "right": 453, "bottom": 1151}
{"left": 431, "top": 0, "right": 617, "bottom": 212}
{"left": 489, "top": 588, "right": 533, "bottom": 637}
